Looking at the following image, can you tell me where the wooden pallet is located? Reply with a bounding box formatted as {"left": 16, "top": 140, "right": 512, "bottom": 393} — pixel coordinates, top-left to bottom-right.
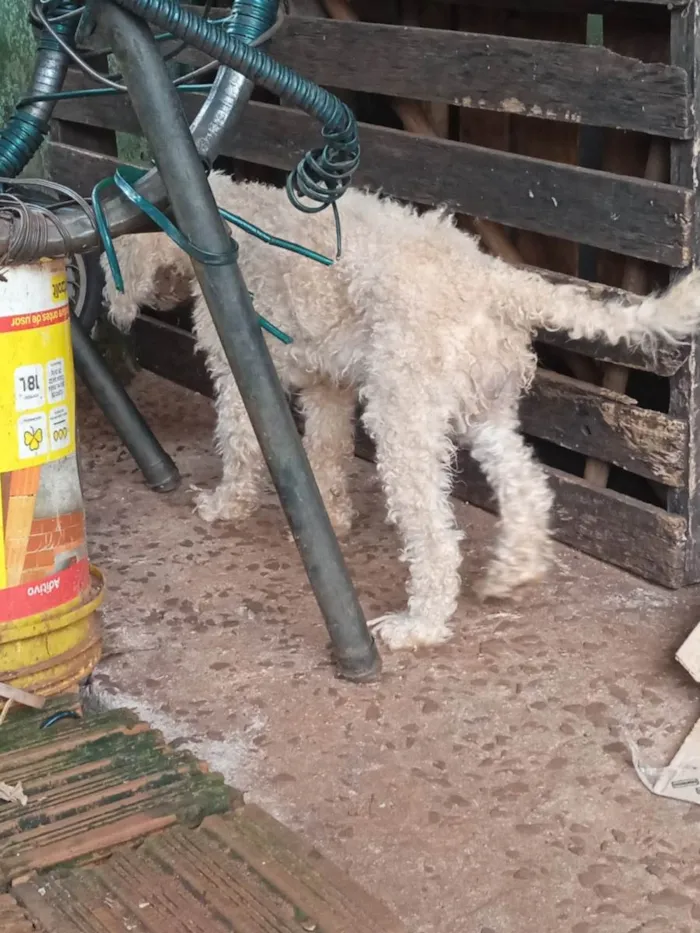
{"left": 0, "top": 698, "right": 234, "bottom": 884}
{"left": 13, "top": 810, "right": 404, "bottom": 933}
{"left": 0, "top": 698, "right": 403, "bottom": 933}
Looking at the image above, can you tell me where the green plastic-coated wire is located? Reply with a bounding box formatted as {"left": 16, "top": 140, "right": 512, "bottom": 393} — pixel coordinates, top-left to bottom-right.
{"left": 94, "top": 166, "right": 294, "bottom": 345}
{"left": 109, "top": 0, "right": 360, "bottom": 212}
{"left": 217, "top": 208, "right": 333, "bottom": 267}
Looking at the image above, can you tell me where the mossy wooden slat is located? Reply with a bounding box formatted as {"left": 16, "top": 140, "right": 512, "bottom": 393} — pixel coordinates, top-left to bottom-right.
{"left": 180, "top": 16, "right": 690, "bottom": 137}
{"left": 51, "top": 83, "right": 693, "bottom": 266}
{"left": 15, "top": 814, "right": 405, "bottom": 933}
{"left": 0, "top": 703, "right": 235, "bottom": 883}
{"left": 202, "top": 807, "right": 406, "bottom": 933}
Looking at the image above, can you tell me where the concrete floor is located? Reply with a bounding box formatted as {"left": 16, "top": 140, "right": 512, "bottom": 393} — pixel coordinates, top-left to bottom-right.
{"left": 81, "top": 372, "right": 700, "bottom": 933}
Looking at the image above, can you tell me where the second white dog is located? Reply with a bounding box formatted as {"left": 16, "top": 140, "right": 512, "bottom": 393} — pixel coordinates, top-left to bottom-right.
{"left": 104, "top": 172, "right": 700, "bottom": 649}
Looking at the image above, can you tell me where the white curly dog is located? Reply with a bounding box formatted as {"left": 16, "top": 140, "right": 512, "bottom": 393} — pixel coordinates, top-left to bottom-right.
{"left": 103, "top": 171, "right": 700, "bottom": 650}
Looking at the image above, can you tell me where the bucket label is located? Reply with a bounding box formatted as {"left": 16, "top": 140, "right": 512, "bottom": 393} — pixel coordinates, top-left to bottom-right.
{"left": 0, "top": 267, "right": 75, "bottom": 474}
{"left": 0, "top": 559, "right": 89, "bottom": 623}
{"left": 0, "top": 261, "right": 89, "bottom": 622}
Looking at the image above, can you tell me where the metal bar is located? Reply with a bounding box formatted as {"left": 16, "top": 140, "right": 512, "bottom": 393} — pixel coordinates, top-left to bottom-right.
{"left": 0, "top": 35, "right": 253, "bottom": 254}
{"left": 100, "top": 0, "right": 381, "bottom": 680}
{"left": 71, "top": 315, "right": 181, "bottom": 492}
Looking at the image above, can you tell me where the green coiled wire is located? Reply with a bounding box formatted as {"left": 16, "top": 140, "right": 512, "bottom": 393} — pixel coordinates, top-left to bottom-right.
{"left": 95, "top": 164, "right": 294, "bottom": 344}
{"left": 222, "top": 0, "right": 277, "bottom": 44}
{"left": 109, "top": 0, "right": 360, "bottom": 211}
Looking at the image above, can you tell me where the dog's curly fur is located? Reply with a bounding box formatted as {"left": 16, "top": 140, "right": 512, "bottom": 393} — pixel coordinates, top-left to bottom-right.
{"left": 103, "top": 171, "right": 700, "bottom": 650}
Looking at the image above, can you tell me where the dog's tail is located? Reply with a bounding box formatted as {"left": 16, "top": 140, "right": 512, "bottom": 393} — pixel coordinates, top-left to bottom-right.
{"left": 527, "top": 268, "right": 700, "bottom": 348}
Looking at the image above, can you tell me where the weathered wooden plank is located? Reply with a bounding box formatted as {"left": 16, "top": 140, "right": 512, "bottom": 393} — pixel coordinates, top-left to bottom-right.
{"left": 50, "top": 119, "right": 118, "bottom": 155}
{"left": 130, "top": 315, "right": 211, "bottom": 396}
{"left": 183, "top": 11, "right": 694, "bottom": 139}
{"left": 52, "top": 82, "right": 694, "bottom": 266}
{"left": 181, "top": 17, "right": 691, "bottom": 137}
{"left": 226, "top": 107, "right": 692, "bottom": 268}
{"left": 47, "top": 142, "right": 120, "bottom": 197}
{"left": 668, "top": 4, "right": 700, "bottom": 581}
{"left": 522, "top": 369, "right": 687, "bottom": 486}
{"left": 506, "top": 12, "right": 585, "bottom": 283}
{"left": 49, "top": 47, "right": 118, "bottom": 155}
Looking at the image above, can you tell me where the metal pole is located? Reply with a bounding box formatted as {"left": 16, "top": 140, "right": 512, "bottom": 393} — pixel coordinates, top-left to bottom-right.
{"left": 101, "top": 1, "right": 381, "bottom": 681}
{"left": 71, "top": 316, "right": 181, "bottom": 492}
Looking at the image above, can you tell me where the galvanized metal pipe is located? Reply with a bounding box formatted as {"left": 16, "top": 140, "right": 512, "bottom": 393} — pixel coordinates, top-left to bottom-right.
{"left": 71, "top": 315, "right": 181, "bottom": 492}
{"left": 100, "top": 0, "right": 380, "bottom": 680}
{"left": 0, "top": 26, "right": 254, "bottom": 253}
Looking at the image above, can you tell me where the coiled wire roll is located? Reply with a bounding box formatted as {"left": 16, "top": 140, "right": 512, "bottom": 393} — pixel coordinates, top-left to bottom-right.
{"left": 109, "top": 0, "right": 360, "bottom": 211}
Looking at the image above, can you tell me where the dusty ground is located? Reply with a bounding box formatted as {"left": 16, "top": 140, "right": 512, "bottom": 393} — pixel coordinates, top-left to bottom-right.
{"left": 80, "top": 372, "right": 700, "bottom": 933}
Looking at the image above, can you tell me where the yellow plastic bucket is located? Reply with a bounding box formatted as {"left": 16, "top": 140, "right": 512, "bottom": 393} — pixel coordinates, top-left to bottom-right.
{"left": 0, "top": 259, "right": 103, "bottom": 695}
{"left": 0, "top": 566, "right": 104, "bottom": 695}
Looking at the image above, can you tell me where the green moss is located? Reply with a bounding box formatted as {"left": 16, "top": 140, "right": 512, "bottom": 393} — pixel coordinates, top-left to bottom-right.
{"left": 116, "top": 131, "right": 152, "bottom": 167}
{"left": 0, "top": 0, "right": 47, "bottom": 176}
{"left": 0, "top": 1, "right": 34, "bottom": 126}
{"left": 587, "top": 14, "right": 603, "bottom": 46}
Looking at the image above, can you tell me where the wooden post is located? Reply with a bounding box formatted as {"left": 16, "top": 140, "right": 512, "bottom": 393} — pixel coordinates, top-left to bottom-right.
{"left": 669, "top": 0, "right": 700, "bottom": 583}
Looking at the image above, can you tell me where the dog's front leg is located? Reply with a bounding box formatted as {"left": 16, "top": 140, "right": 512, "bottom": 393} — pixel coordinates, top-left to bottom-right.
{"left": 361, "top": 382, "right": 463, "bottom": 650}
{"left": 194, "top": 371, "right": 266, "bottom": 524}
{"left": 298, "top": 382, "right": 357, "bottom": 538}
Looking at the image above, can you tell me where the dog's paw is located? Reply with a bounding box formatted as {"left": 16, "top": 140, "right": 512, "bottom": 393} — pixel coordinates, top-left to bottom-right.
{"left": 475, "top": 563, "right": 546, "bottom": 602}
{"left": 329, "top": 512, "right": 354, "bottom": 539}
{"left": 193, "top": 488, "right": 255, "bottom": 524}
{"left": 284, "top": 510, "right": 353, "bottom": 544}
{"left": 368, "top": 612, "right": 453, "bottom": 651}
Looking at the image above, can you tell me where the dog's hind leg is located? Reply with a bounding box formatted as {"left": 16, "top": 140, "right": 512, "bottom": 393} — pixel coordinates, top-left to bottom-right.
{"left": 468, "top": 403, "right": 554, "bottom": 599}
{"left": 361, "top": 376, "right": 463, "bottom": 650}
{"left": 194, "top": 371, "right": 266, "bottom": 524}
{"left": 298, "top": 382, "right": 357, "bottom": 538}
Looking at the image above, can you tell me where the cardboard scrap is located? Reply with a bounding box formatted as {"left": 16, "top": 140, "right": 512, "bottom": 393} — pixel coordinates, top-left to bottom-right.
{"left": 629, "top": 621, "right": 700, "bottom": 805}
{"left": 0, "top": 781, "right": 28, "bottom": 806}
{"left": 630, "top": 720, "right": 700, "bottom": 805}
{"left": 0, "top": 681, "right": 46, "bottom": 710}
{"left": 676, "top": 623, "right": 700, "bottom": 684}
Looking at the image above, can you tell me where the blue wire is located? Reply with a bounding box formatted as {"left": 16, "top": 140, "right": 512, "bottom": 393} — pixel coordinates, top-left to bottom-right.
{"left": 40, "top": 710, "right": 81, "bottom": 729}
